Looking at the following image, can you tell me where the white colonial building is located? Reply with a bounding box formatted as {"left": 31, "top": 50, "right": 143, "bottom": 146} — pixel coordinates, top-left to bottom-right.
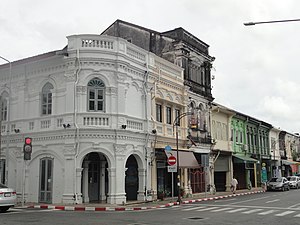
{"left": 0, "top": 34, "right": 185, "bottom": 205}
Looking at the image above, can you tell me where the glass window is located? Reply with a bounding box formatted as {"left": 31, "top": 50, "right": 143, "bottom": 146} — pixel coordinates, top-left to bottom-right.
{"left": 29, "top": 122, "right": 34, "bottom": 130}
{"left": 41, "top": 83, "right": 53, "bottom": 115}
{"left": 175, "top": 109, "right": 180, "bottom": 126}
{"left": 240, "top": 131, "right": 243, "bottom": 143}
{"left": 166, "top": 106, "right": 172, "bottom": 124}
{"left": 0, "top": 92, "right": 8, "bottom": 121}
{"left": 156, "top": 104, "right": 162, "bottom": 122}
{"left": 87, "top": 78, "right": 105, "bottom": 111}
{"left": 39, "top": 158, "right": 53, "bottom": 203}
{"left": 212, "top": 120, "right": 216, "bottom": 139}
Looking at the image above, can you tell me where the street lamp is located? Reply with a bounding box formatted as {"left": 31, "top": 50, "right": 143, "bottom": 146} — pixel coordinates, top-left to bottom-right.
{"left": 173, "top": 111, "right": 192, "bottom": 204}
{"left": 0, "top": 56, "right": 12, "bottom": 186}
{"left": 244, "top": 18, "right": 300, "bottom": 26}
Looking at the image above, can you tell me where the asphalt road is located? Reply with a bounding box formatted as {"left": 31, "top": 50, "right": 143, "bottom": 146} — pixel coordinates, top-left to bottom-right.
{"left": 2, "top": 189, "right": 300, "bottom": 225}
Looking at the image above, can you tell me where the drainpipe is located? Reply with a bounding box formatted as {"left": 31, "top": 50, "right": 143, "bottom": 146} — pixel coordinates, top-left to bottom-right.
{"left": 143, "top": 60, "right": 150, "bottom": 201}
{"left": 73, "top": 48, "right": 81, "bottom": 204}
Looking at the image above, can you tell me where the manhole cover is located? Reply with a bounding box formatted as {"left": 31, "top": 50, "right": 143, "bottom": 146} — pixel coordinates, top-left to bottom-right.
{"left": 188, "top": 217, "right": 204, "bottom": 220}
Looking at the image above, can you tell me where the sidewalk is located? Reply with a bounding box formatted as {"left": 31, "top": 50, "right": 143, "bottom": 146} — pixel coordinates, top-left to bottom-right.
{"left": 17, "top": 188, "right": 264, "bottom": 212}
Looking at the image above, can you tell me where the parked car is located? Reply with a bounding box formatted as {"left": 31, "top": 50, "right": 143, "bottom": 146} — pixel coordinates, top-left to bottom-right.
{"left": 266, "top": 177, "right": 290, "bottom": 191}
{"left": 287, "top": 176, "right": 300, "bottom": 189}
{"left": 0, "top": 183, "right": 17, "bottom": 212}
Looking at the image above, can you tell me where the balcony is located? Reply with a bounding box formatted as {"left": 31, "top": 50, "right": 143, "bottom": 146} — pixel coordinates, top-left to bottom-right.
{"left": 67, "top": 34, "right": 148, "bottom": 63}
{"left": 1, "top": 112, "right": 146, "bottom": 135}
{"left": 188, "top": 135, "right": 213, "bottom": 145}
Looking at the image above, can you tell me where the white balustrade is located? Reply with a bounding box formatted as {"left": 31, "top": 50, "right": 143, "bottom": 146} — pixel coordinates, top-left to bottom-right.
{"left": 81, "top": 39, "right": 114, "bottom": 49}
{"left": 83, "top": 116, "right": 109, "bottom": 126}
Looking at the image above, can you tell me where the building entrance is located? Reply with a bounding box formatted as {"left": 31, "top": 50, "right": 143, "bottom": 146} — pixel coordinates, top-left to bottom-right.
{"left": 82, "top": 152, "right": 108, "bottom": 203}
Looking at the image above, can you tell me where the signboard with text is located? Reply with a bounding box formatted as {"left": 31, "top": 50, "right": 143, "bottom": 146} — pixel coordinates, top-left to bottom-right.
{"left": 168, "top": 165, "right": 177, "bottom": 173}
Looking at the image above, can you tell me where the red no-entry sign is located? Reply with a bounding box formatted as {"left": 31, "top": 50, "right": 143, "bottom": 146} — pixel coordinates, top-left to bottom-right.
{"left": 167, "top": 155, "right": 177, "bottom": 166}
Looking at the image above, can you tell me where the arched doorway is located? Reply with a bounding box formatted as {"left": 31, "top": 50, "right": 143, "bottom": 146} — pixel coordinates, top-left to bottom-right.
{"left": 125, "top": 155, "right": 139, "bottom": 201}
{"left": 82, "top": 152, "right": 108, "bottom": 203}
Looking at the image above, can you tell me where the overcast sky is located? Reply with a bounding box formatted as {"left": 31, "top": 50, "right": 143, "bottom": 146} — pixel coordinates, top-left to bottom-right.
{"left": 1, "top": 0, "right": 300, "bottom": 133}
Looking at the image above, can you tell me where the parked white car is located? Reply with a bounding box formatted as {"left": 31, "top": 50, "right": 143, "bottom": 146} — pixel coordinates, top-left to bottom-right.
{"left": 0, "top": 183, "right": 17, "bottom": 212}
{"left": 266, "top": 177, "right": 290, "bottom": 191}
{"left": 287, "top": 176, "right": 300, "bottom": 189}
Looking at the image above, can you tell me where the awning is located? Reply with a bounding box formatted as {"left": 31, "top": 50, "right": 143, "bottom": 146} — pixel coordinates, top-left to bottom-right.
{"left": 282, "top": 160, "right": 298, "bottom": 165}
{"left": 233, "top": 154, "right": 258, "bottom": 163}
{"left": 166, "top": 151, "right": 200, "bottom": 168}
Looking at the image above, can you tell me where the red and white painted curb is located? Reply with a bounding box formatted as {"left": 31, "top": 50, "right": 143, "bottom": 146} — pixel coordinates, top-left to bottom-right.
{"left": 27, "top": 190, "right": 264, "bottom": 212}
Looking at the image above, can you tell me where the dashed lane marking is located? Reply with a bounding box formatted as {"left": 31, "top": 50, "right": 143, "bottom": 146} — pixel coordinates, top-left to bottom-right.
{"left": 211, "top": 207, "right": 233, "bottom": 212}
{"left": 226, "top": 208, "right": 248, "bottom": 213}
{"left": 257, "top": 210, "right": 278, "bottom": 215}
{"left": 266, "top": 199, "right": 280, "bottom": 204}
{"left": 275, "top": 211, "right": 295, "bottom": 217}
{"left": 182, "top": 206, "right": 205, "bottom": 211}
{"left": 196, "top": 207, "right": 220, "bottom": 211}
{"left": 242, "top": 209, "right": 264, "bottom": 214}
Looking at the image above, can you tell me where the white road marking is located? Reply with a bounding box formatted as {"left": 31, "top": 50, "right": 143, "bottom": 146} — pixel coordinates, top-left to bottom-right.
{"left": 242, "top": 209, "right": 264, "bottom": 214}
{"left": 182, "top": 206, "right": 205, "bottom": 211}
{"left": 228, "top": 196, "right": 270, "bottom": 205}
{"left": 294, "top": 214, "right": 300, "bottom": 217}
{"left": 265, "top": 199, "right": 280, "bottom": 203}
{"left": 275, "top": 211, "right": 295, "bottom": 216}
{"left": 288, "top": 203, "right": 300, "bottom": 209}
{"left": 215, "top": 198, "right": 237, "bottom": 202}
{"left": 197, "top": 207, "right": 220, "bottom": 211}
{"left": 211, "top": 207, "right": 233, "bottom": 212}
{"left": 258, "top": 210, "right": 278, "bottom": 215}
{"left": 226, "top": 208, "right": 248, "bottom": 213}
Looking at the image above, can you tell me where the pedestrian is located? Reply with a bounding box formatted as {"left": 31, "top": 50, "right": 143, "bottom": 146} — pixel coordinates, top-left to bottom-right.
{"left": 231, "top": 177, "right": 238, "bottom": 194}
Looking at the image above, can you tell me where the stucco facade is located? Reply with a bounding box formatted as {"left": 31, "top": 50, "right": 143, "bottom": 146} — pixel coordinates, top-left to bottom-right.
{"left": 211, "top": 103, "right": 235, "bottom": 191}
{"left": 0, "top": 34, "right": 180, "bottom": 204}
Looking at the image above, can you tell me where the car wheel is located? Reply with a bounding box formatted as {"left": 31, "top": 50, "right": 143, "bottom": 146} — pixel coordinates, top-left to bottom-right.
{"left": 0, "top": 206, "right": 10, "bottom": 212}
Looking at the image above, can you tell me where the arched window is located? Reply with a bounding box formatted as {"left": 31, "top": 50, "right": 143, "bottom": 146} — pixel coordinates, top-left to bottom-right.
{"left": 0, "top": 91, "right": 8, "bottom": 121}
{"left": 87, "top": 78, "right": 105, "bottom": 111}
{"left": 41, "top": 82, "right": 53, "bottom": 115}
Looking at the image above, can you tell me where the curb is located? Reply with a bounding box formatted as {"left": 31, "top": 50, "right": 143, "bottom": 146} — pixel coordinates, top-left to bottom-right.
{"left": 26, "top": 190, "right": 265, "bottom": 212}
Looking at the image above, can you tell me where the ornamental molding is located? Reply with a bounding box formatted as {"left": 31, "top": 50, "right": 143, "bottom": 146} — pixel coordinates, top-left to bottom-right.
{"left": 114, "top": 144, "right": 127, "bottom": 155}
{"left": 64, "top": 70, "right": 76, "bottom": 81}
{"left": 13, "top": 147, "right": 23, "bottom": 159}
{"left": 76, "top": 86, "right": 87, "bottom": 93}
{"left": 64, "top": 145, "right": 75, "bottom": 157}
{"left": 107, "top": 87, "right": 118, "bottom": 96}
{"left": 117, "top": 73, "right": 127, "bottom": 83}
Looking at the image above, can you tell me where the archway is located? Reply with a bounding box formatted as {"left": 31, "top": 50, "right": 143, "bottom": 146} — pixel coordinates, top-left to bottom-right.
{"left": 81, "top": 152, "right": 108, "bottom": 203}
{"left": 125, "top": 155, "right": 139, "bottom": 201}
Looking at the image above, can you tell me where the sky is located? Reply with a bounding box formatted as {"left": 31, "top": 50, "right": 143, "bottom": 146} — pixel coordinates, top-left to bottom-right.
{"left": 1, "top": 0, "right": 300, "bottom": 133}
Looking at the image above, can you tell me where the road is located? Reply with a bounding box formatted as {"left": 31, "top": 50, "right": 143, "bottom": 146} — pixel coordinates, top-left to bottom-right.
{"left": 2, "top": 189, "right": 300, "bottom": 225}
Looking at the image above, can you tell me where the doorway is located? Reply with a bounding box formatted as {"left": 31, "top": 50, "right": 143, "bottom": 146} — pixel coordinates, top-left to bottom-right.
{"left": 39, "top": 158, "right": 53, "bottom": 203}
{"left": 125, "top": 155, "right": 139, "bottom": 201}
{"left": 82, "top": 152, "right": 108, "bottom": 203}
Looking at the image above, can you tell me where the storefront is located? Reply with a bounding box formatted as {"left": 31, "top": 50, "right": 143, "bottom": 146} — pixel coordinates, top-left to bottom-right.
{"left": 233, "top": 154, "right": 258, "bottom": 189}
{"left": 214, "top": 153, "right": 231, "bottom": 192}
{"left": 155, "top": 149, "right": 200, "bottom": 198}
